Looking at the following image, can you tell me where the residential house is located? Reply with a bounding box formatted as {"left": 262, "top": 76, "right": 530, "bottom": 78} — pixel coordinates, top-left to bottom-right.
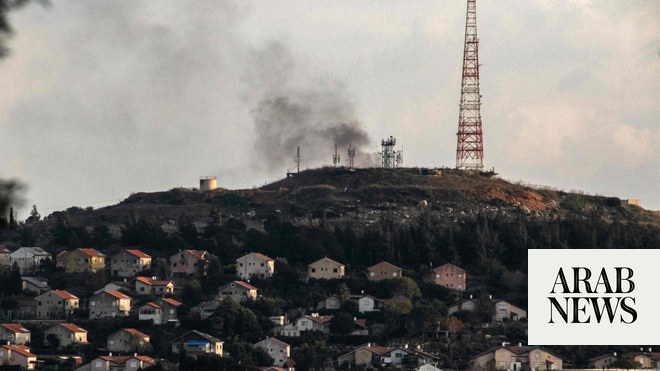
{"left": 89, "top": 290, "right": 131, "bottom": 319}
{"left": 357, "top": 295, "right": 384, "bottom": 313}
{"left": 44, "top": 323, "right": 88, "bottom": 348}
{"left": 57, "top": 248, "right": 106, "bottom": 273}
{"left": 21, "top": 276, "right": 50, "bottom": 295}
{"left": 0, "top": 324, "right": 31, "bottom": 345}
{"left": 447, "top": 297, "right": 526, "bottom": 322}
{"left": 138, "top": 302, "right": 161, "bottom": 324}
{"left": 110, "top": 250, "right": 152, "bottom": 277}
{"left": 493, "top": 300, "right": 527, "bottom": 322}
{"left": 588, "top": 354, "right": 617, "bottom": 369}
{"left": 0, "top": 245, "right": 11, "bottom": 266}
{"left": 316, "top": 295, "right": 342, "bottom": 311}
{"left": 633, "top": 352, "right": 660, "bottom": 369}
{"left": 447, "top": 298, "right": 478, "bottom": 315}
{"left": 350, "top": 319, "right": 369, "bottom": 336}
{"left": 278, "top": 313, "right": 333, "bottom": 337}
{"left": 94, "top": 280, "right": 132, "bottom": 295}
{"left": 10, "top": 247, "right": 51, "bottom": 274}
{"left": 308, "top": 257, "right": 345, "bottom": 279}
{"left": 255, "top": 337, "right": 291, "bottom": 367}
{"left": 217, "top": 281, "right": 257, "bottom": 302}
{"left": 171, "top": 330, "right": 223, "bottom": 357}
{"left": 472, "top": 345, "right": 563, "bottom": 371}
{"left": 159, "top": 298, "right": 182, "bottom": 324}
{"left": 135, "top": 276, "right": 174, "bottom": 296}
{"left": 107, "top": 329, "right": 150, "bottom": 353}
{"left": 193, "top": 298, "right": 224, "bottom": 320}
{"left": 0, "top": 344, "right": 37, "bottom": 370}
{"left": 169, "top": 250, "right": 210, "bottom": 276}
{"left": 78, "top": 355, "right": 156, "bottom": 371}
{"left": 236, "top": 252, "right": 275, "bottom": 280}
{"left": 367, "top": 261, "right": 402, "bottom": 281}
{"left": 138, "top": 298, "right": 181, "bottom": 324}
{"left": 35, "top": 290, "right": 79, "bottom": 319}
{"left": 431, "top": 263, "right": 466, "bottom": 291}
{"left": 338, "top": 344, "right": 404, "bottom": 368}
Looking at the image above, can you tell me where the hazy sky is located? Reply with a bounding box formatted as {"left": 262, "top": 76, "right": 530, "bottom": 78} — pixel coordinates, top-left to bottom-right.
{"left": 1, "top": 0, "right": 658, "bottom": 218}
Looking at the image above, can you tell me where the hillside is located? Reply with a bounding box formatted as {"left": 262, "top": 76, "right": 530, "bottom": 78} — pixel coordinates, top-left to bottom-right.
{"left": 1, "top": 167, "right": 658, "bottom": 369}
{"left": 23, "top": 167, "right": 659, "bottom": 234}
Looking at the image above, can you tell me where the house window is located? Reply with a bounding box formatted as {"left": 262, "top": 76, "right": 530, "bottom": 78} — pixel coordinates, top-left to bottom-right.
{"left": 393, "top": 272, "right": 398, "bottom": 276}
{"left": 261, "top": 263, "right": 264, "bottom": 267}
{"left": 370, "top": 272, "right": 375, "bottom": 276}
{"left": 311, "top": 268, "right": 316, "bottom": 273}
{"left": 333, "top": 268, "right": 338, "bottom": 273}
{"left": 130, "top": 361, "right": 137, "bottom": 367}
{"left": 535, "top": 352, "right": 540, "bottom": 359}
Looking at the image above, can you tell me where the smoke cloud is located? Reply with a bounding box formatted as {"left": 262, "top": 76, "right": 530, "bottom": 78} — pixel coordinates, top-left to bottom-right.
{"left": 246, "top": 41, "right": 370, "bottom": 172}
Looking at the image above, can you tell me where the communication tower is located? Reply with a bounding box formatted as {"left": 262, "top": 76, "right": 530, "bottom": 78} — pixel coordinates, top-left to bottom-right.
{"left": 347, "top": 143, "right": 356, "bottom": 169}
{"left": 455, "top": 0, "right": 484, "bottom": 171}
{"left": 332, "top": 143, "right": 341, "bottom": 167}
{"left": 287, "top": 146, "right": 301, "bottom": 177}
{"left": 381, "top": 136, "right": 403, "bottom": 169}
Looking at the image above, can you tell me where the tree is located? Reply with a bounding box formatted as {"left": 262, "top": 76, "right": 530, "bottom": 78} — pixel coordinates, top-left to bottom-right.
{"left": 0, "top": 178, "right": 25, "bottom": 228}
{"left": 26, "top": 204, "right": 40, "bottom": 222}
{"left": 329, "top": 311, "right": 354, "bottom": 335}
{"left": 251, "top": 346, "right": 274, "bottom": 367}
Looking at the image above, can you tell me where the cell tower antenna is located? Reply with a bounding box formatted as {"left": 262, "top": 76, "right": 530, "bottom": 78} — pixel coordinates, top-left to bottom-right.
{"left": 332, "top": 143, "right": 341, "bottom": 167}
{"left": 455, "top": 0, "right": 484, "bottom": 171}
{"left": 396, "top": 146, "right": 403, "bottom": 168}
{"left": 347, "top": 142, "right": 356, "bottom": 169}
{"left": 381, "top": 136, "right": 398, "bottom": 169}
{"left": 287, "top": 146, "right": 301, "bottom": 178}
{"left": 295, "top": 146, "right": 300, "bottom": 173}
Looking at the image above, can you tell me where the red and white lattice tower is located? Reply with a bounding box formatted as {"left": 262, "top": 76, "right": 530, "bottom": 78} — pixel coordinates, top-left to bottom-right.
{"left": 455, "top": 0, "right": 484, "bottom": 171}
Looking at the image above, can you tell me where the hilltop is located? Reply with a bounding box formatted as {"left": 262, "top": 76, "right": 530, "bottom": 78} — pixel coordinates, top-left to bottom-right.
{"left": 25, "top": 167, "right": 659, "bottom": 235}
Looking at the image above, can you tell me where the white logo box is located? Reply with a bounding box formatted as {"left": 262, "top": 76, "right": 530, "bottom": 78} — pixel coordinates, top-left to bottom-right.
{"left": 528, "top": 249, "right": 660, "bottom": 345}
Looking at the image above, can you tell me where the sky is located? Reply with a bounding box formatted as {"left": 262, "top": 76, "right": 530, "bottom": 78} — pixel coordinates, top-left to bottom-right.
{"left": 0, "top": 0, "right": 658, "bottom": 218}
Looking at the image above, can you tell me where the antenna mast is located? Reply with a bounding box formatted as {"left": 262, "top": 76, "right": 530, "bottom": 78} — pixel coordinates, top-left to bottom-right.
{"left": 332, "top": 143, "right": 341, "bottom": 167}
{"left": 347, "top": 143, "right": 356, "bottom": 169}
{"left": 455, "top": 0, "right": 484, "bottom": 171}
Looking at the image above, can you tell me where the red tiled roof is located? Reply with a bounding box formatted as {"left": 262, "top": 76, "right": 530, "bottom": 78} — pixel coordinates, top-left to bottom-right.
{"left": 133, "top": 355, "right": 156, "bottom": 365}
{"left": 186, "top": 250, "right": 208, "bottom": 259}
{"left": 161, "top": 298, "right": 182, "bottom": 307}
{"left": 354, "top": 319, "right": 367, "bottom": 328}
{"left": 100, "top": 356, "right": 131, "bottom": 364}
{"left": 52, "top": 290, "right": 78, "bottom": 300}
{"left": 104, "top": 290, "right": 131, "bottom": 300}
{"left": 432, "top": 262, "right": 465, "bottom": 272}
{"left": 78, "top": 248, "right": 105, "bottom": 257}
{"left": 312, "top": 257, "right": 344, "bottom": 267}
{"left": 305, "top": 314, "right": 333, "bottom": 324}
{"left": 123, "top": 328, "right": 149, "bottom": 340}
{"left": 144, "top": 302, "right": 160, "bottom": 309}
{"left": 136, "top": 276, "right": 172, "bottom": 286}
{"left": 1, "top": 324, "right": 30, "bottom": 334}
{"left": 0, "top": 245, "right": 11, "bottom": 254}
{"left": 60, "top": 323, "right": 87, "bottom": 333}
{"left": 265, "top": 337, "right": 291, "bottom": 348}
{"left": 367, "top": 261, "right": 401, "bottom": 272}
{"left": 589, "top": 354, "right": 615, "bottom": 362}
{"left": 234, "top": 281, "right": 257, "bottom": 290}
{"left": 2, "top": 344, "right": 36, "bottom": 358}
{"left": 249, "top": 252, "right": 274, "bottom": 262}
{"left": 126, "top": 249, "right": 151, "bottom": 259}
{"left": 365, "top": 345, "right": 396, "bottom": 355}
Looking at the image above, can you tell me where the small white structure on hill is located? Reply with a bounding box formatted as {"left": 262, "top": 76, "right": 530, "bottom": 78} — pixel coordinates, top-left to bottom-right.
{"left": 200, "top": 176, "right": 217, "bottom": 191}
